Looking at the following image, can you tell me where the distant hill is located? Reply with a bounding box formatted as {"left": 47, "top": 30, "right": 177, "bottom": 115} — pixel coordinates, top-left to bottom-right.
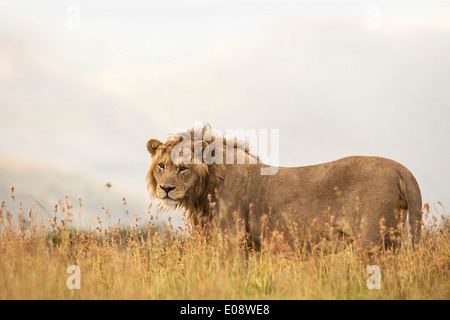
{"left": 0, "top": 155, "right": 160, "bottom": 230}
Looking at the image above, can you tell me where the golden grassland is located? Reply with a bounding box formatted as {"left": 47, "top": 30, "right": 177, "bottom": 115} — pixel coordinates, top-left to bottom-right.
{"left": 0, "top": 192, "right": 449, "bottom": 300}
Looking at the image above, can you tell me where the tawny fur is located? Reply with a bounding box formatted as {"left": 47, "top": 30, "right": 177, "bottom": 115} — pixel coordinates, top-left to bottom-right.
{"left": 146, "top": 125, "right": 422, "bottom": 252}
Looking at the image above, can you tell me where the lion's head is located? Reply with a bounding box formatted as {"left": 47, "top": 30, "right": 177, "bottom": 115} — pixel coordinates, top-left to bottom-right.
{"left": 146, "top": 125, "right": 232, "bottom": 219}
{"left": 146, "top": 138, "right": 206, "bottom": 208}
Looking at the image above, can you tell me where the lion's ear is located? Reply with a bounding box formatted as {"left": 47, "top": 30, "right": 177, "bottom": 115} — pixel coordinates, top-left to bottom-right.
{"left": 147, "top": 139, "right": 162, "bottom": 156}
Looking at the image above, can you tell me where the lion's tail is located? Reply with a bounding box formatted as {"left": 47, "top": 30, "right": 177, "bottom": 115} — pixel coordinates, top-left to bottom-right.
{"left": 399, "top": 171, "right": 423, "bottom": 248}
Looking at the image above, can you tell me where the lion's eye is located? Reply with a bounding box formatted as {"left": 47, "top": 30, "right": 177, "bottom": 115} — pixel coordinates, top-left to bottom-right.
{"left": 178, "top": 166, "right": 187, "bottom": 173}
{"left": 158, "top": 163, "right": 165, "bottom": 170}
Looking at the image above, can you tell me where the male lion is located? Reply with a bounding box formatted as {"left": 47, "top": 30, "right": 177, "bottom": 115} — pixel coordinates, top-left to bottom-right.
{"left": 146, "top": 125, "right": 422, "bottom": 252}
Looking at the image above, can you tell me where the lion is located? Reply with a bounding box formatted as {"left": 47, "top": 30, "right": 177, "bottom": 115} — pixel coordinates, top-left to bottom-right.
{"left": 146, "top": 125, "right": 422, "bottom": 252}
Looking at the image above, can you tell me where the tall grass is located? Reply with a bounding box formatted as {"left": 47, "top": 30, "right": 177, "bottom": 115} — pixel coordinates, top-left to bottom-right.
{"left": 0, "top": 192, "right": 448, "bottom": 300}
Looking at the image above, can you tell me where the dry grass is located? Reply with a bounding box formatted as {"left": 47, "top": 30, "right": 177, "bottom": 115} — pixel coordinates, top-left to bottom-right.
{"left": 0, "top": 192, "right": 449, "bottom": 300}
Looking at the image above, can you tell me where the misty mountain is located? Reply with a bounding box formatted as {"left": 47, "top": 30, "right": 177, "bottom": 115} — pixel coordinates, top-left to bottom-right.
{"left": 0, "top": 155, "right": 156, "bottom": 229}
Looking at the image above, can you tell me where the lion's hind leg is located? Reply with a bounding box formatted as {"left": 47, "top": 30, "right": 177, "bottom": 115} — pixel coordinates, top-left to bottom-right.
{"left": 358, "top": 197, "right": 407, "bottom": 254}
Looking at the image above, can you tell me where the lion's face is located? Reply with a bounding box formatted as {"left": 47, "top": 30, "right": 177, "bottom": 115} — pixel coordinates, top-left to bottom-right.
{"left": 146, "top": 138, "right": 209, "bottom": 208}
{"left": 152, "top": 153, "right": 197, "bottom": 207}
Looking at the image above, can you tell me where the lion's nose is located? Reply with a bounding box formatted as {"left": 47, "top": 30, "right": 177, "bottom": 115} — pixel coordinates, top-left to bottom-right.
{"left": 160, "top": 185, "right": 175, "bottom": 194}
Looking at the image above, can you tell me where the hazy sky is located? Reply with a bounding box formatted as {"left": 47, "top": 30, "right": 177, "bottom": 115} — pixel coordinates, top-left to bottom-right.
{"left": 0, "top": 0, "right": 449, "bottom": 224}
